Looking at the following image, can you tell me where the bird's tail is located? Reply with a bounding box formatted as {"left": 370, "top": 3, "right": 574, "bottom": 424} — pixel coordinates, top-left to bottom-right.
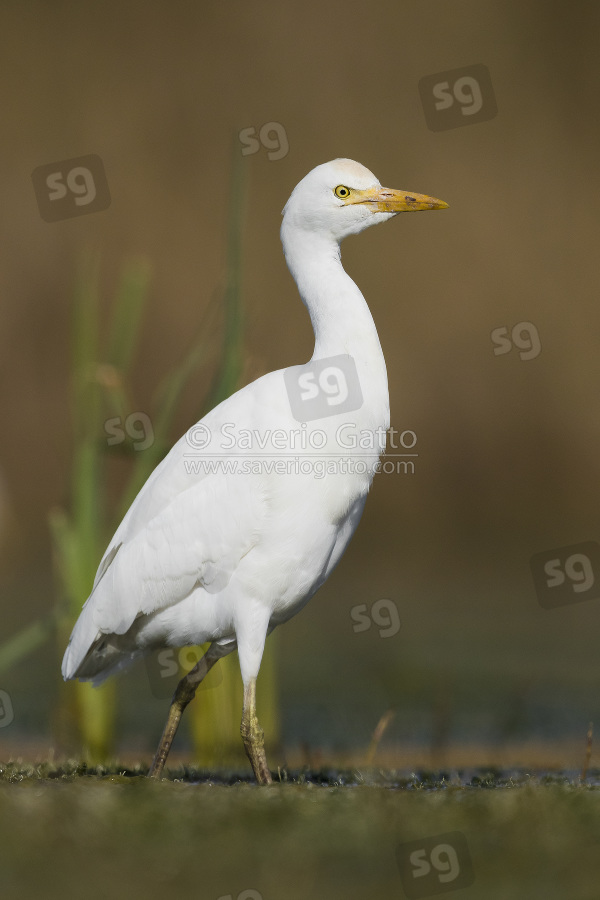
{"left": 61, "top": 596, "right": 140, "bottom": 685}
{"left": 61, "top": 596, "right": 98, "bottom": 681}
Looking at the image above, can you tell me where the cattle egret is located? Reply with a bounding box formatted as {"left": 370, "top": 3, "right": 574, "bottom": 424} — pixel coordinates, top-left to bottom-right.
{"left": 62, "top": 159, "right": 448, "bottom": 783}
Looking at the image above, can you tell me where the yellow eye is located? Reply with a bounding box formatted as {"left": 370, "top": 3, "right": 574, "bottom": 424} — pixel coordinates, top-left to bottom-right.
{"left": 334, "top": 185, "right": 351, "bottom": 199}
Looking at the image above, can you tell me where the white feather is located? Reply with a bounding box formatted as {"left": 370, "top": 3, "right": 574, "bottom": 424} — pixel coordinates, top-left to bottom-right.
{"left": 62, "top": 159, "right": 395, "bottom": 688}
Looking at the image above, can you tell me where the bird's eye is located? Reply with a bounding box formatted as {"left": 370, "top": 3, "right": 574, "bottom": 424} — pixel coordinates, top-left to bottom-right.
{"left": 334, "top": 185, "right": 351, "bottom": 199}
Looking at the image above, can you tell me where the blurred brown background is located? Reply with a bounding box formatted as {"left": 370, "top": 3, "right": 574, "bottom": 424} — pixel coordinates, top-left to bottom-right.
{"left": 1, "top": 0, "right": 600, "bottom": 763}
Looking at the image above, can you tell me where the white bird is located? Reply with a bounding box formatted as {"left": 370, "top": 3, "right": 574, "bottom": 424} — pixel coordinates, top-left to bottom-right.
{"left": 62, "top": 159, "right": 447, "bottom": 783}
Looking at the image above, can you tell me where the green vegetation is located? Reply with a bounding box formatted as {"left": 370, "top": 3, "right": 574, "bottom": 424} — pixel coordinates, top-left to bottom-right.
{"left": 0, "top": 763, "right": 599, "bottom": 899}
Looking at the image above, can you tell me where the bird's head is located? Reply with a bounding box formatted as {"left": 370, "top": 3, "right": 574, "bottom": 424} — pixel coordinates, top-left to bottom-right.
{"left": 281, "top": 158, "right": 448, "bottom": 242}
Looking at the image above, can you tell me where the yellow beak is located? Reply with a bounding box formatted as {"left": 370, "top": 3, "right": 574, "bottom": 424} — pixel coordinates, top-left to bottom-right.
{"left": 349, "top": 186, "right": 449, "bottom": 212}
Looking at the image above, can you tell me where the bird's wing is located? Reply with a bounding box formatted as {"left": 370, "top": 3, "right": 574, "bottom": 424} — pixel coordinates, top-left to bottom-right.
{"left": 62, "top": 468, "right": 269, "bottom": 677}
{"left": 97, "top": 470, "right": 267, "bottom": 631}
{"left": 91, "top": 370, "right": 287, "bottom": 588}
{"left": 62, "top": 373, "right": 287, "bottom": 678}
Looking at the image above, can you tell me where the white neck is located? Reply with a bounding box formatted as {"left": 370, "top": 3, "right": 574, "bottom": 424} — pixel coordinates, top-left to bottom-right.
{"left": 281, "top": 219, "right": 390, "bottom": 428}
{"left": 281, "top": 221, "right": 381, "bottom": 357}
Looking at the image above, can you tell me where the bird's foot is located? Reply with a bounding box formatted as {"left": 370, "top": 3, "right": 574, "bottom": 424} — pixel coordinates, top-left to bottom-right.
{"left": 241, "top": 714, "right": 272, "bottom": 784}
{"left": 252, "top": 755, "right": 273, "bottom": 785}
{"left": 148, "top": 750, "right": 167, "bottom": 779}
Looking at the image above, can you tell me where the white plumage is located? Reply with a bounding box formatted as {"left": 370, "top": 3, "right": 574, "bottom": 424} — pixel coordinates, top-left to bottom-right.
{"left": 62, "top": 159, "right": 447, "bottom": 781}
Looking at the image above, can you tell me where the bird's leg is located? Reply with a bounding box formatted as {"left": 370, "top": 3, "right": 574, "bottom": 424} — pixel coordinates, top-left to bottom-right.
{"left": 240, "top": 676, "right": 272, "bottom": 785}
{"left": 148, "top": 643, "right": 224, "bottom": 779}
